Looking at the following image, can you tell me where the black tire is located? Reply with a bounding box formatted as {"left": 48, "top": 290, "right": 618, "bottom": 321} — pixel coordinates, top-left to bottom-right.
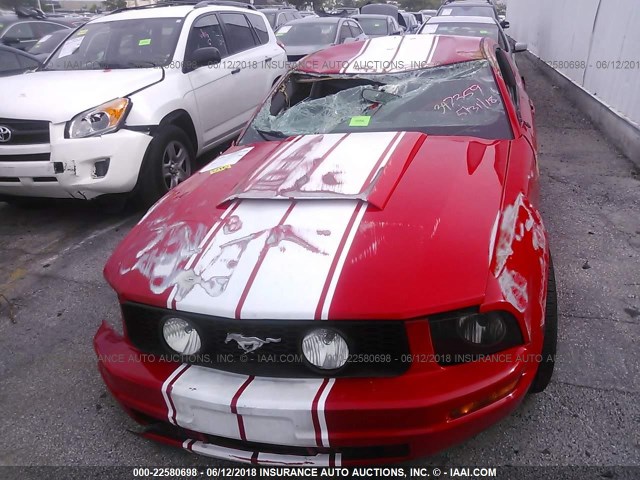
{"left": 529, "top": 255, "right": 558, "bottom": 393}
{"left": 133, "top": 125, "right": 195, "bottom": 208}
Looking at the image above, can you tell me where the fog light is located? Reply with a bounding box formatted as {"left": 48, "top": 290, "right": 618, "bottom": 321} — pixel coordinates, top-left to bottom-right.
{"left": 93, "top": 158, "right": 110, "bottom": 178}
{"left": 302, "top": 328, "right": 349, "bottom": 370}
{"left": 162, "top": 317, "right": 201, "bottom": 355}
{"left": 456, "top": 312, "right": 507, "bottom": 346}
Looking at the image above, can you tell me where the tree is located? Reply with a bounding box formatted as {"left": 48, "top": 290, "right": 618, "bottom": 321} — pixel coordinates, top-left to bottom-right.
{"left": 103, "top": 0, "right": 126, "bottom": 10}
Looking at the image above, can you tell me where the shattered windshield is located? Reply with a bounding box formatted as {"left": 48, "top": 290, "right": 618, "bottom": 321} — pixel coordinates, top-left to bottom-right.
{"left": 240, "top": 59, "right": 513, "bottom": 143}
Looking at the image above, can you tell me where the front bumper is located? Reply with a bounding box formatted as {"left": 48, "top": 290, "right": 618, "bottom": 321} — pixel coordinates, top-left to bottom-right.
{"left": 0, "top": 125, "right": 151, "bottom": 199}
{"left": 95, "top": 321, "right": 537, "bottom": 465}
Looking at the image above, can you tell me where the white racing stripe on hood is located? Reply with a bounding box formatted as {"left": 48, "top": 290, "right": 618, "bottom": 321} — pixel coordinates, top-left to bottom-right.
{"left": 165, "top": 365, "right": 337, "bottom": 448}
{"left": 235, "top": 376, "right": 326, "bottom": 447}
{"left": 168, "top": 366, "right": 250, "bottom": 440}
{"left": 173, "top": 201, "right": 292, "bottom": 317}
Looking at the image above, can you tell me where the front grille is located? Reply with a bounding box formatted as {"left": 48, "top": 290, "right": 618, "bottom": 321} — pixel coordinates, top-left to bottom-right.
{"left": 122, "top": 302, "right": 411, "bottom": 378}
{"left": 0, "top": 118, "right": 50, "bottom": 145}
{"left": 0, "top": 153, "right": 50, "bottom": 162}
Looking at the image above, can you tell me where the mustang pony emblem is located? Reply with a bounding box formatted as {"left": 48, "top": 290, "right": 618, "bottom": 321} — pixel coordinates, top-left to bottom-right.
{"left": 225, "top": 333, "right": 281, "bottom": 353}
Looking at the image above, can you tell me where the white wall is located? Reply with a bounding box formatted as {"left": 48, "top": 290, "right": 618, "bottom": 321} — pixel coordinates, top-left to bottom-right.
{"left": 507, "top": 0, "right": 640, "bottom": 128}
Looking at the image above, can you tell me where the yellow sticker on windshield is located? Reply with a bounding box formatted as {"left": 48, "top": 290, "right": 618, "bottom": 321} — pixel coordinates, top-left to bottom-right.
{"left": 349, "top": 116, "right": 371, "bottom": 127}
{"left": 139, "top": 39, "right": 151, "bottom": 46}
{"left": 209, "top": 164, "right": 232, "bottom": 175}
{"left": 77, "top": 29, "right": 88, "bottom": 36}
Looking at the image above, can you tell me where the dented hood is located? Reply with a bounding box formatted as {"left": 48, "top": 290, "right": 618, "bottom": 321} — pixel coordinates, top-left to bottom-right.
{"left": 105, "top": 132, "right": 510, "bottom": 319}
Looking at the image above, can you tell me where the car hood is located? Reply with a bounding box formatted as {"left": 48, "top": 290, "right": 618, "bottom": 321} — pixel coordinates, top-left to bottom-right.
{"left": 105, "top": 131, "right": 510, "bottom": 320}
{"left": 0, "top": 68, "right": 163, "bottom": 123}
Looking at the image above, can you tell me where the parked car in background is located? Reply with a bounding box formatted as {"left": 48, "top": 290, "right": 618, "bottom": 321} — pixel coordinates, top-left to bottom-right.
{"left": 419, "top": 15, "right": 525, "bottom": 58}
{"left": 351, "top": 13, "right": 402, "bottom": 38}
{"left": 0, "top": 9, "right": 71, "bottom": 51}
{"left": 28, "top": 28, "right": 71, "bottom": 61}
{"left": 95, "top": 33, "right": 555, "bottom": 465}
{"left": 409, "top": 11, "right": 423, "bottom": 24}
{"left": 420, "top": 8, "right": 438, "bottom": 17}
{"left": 438, "top": 0, "right": 509, "bottom": 29}
{"left": 260, "top": 6, "right": 302, "bottom": 30}
{"left": 399, "top": 11, "right": 419, "bottom": 33}
{"left": 275, "top": 17, "right": 366, "bottom": 63}
{"left": 298, "top": 11, "right": 318, "bottom": 18}
{"left": 0, "top": 3, "right": 287, "bottom": 206}
{"left": 360, "top": 3, "right": 408, "bottom": 31}
{"left": 0, "top": 43, "right": 41, "bottom": 76}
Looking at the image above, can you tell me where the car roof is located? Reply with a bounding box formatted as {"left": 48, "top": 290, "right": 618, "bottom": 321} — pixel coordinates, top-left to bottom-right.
{"left": 297, "top": 34, "right": 488, "bottom": 74}
{"left": 441, "top": 1, "right": 495, "bottom": 6}
{"left": 286, "top": 16, "right": 343, "bottom": 25}
{"left": 352, "top": 14, "right": 393, "bottom": 20}
{"left": 93, "top": 4, "right": 257, "bottom": 23}
{"left": 428, "top": 15, "right": 496, "bottom": 24}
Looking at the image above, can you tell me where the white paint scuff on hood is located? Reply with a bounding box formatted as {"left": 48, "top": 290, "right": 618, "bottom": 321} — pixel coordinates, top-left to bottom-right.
{"left": 0, "top": 69, "right": 163, "bottom": 123}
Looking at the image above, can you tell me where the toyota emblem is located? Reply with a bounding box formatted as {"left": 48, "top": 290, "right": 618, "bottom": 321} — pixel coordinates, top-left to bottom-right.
{"left": 0, "top": 126, "right": 11, "bottom": 143}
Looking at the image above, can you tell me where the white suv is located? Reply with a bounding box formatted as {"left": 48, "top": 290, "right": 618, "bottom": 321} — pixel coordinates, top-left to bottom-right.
{"left": 0, "top": 2, "right": 287, "bottom": 205}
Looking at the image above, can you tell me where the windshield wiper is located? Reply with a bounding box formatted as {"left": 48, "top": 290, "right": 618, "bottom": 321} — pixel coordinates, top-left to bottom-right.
{"left": 255, "top": 128, "right": 289, "bottom": 141}
{"left": 98, "top": 61, "right": 160, "bottom": 69}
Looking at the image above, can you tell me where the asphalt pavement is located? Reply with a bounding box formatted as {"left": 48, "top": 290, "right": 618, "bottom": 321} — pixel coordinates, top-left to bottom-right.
{"left": 0, "top": 54, "right": 638, "bottom": 473}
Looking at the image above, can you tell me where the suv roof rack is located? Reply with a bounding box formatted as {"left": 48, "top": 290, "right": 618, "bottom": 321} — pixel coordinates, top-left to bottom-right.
{"left": 109, "top": 0, "right": 256, "bottom": 15}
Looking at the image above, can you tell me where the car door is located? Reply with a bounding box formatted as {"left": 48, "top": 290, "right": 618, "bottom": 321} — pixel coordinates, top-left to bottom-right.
{"left": 184, "top": 13, "right": 240, "bottom": 148}
{"left": 246, "top": 12, "right": 283, "bottom": 86}
{"left": 218, "top": 12, "right": 266, "bottom": 125}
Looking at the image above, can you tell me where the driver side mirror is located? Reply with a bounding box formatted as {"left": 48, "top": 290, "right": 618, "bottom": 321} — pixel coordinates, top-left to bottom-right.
{"left": 500, "top": 20, "right": 510, "bottom": 29}
{"left": 186, "top": 47, "right": 221, "bottom": 72}
{"left": 2, "top": 37, "right": 20, "bottom": 45}
{"left": 514, "top": 42, "right": 527, "bottom": 53}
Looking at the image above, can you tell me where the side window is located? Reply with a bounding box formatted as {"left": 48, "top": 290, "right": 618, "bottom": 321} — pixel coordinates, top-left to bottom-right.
{"left": 338, "top": 24, "right": 351, "bottom": 43}
{"left": 0, "top": 50, "right": 21, "bottom": 72}
{"left": 276, "top": 13, "right": 286, "bottom": 28}
{"left": 349, "top": 22, "right": 363, "bottom": 37}
{"left": 187, "top": 14, "right": 229, "bottom": 59}
{"left": 220, "top": 12, "right": 257, "bottom": 55}
{"left": 247, "top": 13, "right": 269, "bottom": 45}
{"left": 4, "top": 22, "right": 36, "bottom": 41}
{"left": 34, "top": 22, "right": 65, "bottom": 37}
{"left": 17, "top": 53, "right": 40, "bottom": 69}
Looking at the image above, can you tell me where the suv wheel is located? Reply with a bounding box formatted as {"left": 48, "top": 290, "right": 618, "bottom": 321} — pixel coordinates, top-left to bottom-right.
{"left": 135, "top": 125, "right": 195, "bottom": 207}
{"left": 529, "top": 255, "right": 558, "bottom": 394}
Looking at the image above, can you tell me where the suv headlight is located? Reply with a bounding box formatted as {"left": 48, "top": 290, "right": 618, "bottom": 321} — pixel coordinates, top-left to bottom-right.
{"left": 429, "top": 309, "right": 523, "bottom": 365}
{"left": 67, "top": 98, "right": 131, "bottom": 138}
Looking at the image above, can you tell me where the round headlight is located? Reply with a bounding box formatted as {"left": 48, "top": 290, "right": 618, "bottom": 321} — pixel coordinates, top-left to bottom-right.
{"left": 162, "top": 317, "right": 201, "bottom": 355}
{"left": 302, "top": 328, "right": 349, "bottom": 370}
{"left": 456, "top": 313, "right": 507, "bottom": 346}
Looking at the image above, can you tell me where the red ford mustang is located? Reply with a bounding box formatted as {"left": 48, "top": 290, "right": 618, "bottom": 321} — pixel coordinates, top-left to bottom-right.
{"left": 95, "top": 34, "right": 557, "bottom": 465}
